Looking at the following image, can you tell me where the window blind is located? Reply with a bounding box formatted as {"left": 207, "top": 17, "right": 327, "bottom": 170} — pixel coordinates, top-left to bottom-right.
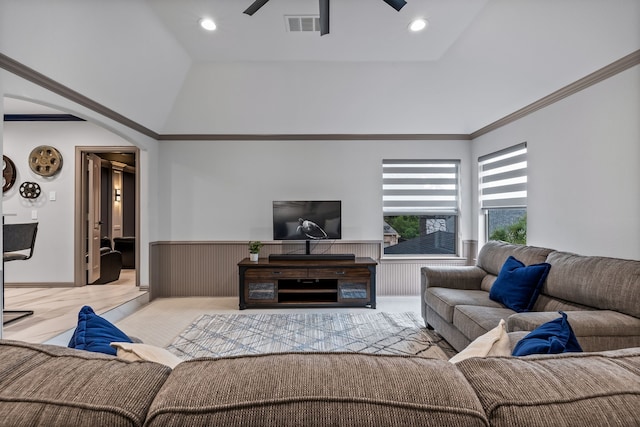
{"left": 479, "top": 142, "right": 527, "bottom": 209}
{"left": 382, "top": 159, "right": 460, "bottom": 215}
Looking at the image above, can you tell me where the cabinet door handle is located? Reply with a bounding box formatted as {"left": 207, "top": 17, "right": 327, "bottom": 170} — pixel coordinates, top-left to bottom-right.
{"left": 272, "top": 271, "right": 283, "bottom": 275}
{"left": 335, "top": 271, "right": 345, "bottom": 275}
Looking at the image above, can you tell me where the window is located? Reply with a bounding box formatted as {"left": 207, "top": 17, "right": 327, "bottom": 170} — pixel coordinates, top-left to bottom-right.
{"left": 478, "top": 143, "right": 527, "bottom": 244}
{"left": 382, "top": 160, "right": 460, "bottom": 255}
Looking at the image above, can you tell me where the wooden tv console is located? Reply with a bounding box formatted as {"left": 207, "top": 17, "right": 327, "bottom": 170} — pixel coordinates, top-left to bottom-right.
{"left": 238, "top": 257, "right": 377, "bottom": 309}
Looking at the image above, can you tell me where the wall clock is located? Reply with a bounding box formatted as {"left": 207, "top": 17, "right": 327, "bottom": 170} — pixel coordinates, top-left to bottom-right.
{"left": 29, "top": 145, "right": 63, "bottom": 177}
{"left": 3, "top": 155, "right": 17, "bottom": 192}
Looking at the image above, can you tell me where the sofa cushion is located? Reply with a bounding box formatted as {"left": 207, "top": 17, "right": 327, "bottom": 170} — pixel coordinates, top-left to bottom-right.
{"left": 68, "top": 305, "right": 132, "bottom": 355}
{"left": 507, "top": 310, "right": 640, "bottom": 352}
{"left": 0, "top": 339, "right": 171, "bottom": 427}
{"left": 512, "top": 312, "right": 582, "bottom": 356}
{"left": 477, "top": 241, "right": 554, "bottom": 276}
{"left": 425, "top": 310, "right": 477, "bottom": 353}
{"left": 480, "top": 274, "right": 497, "bottom": 292}
{"left": 507, "top": 310, "right": 640, "bottom": 336}
{"left": 489, "top": 256, "right": 551, "bottom": 312}
{"left": 457, "top": 347, "right": 640, "bottom": 427}
{"left": 426, "top": 287, "right": 504, "bottom": 323}
{"left": 453, "top": 305, "right": 516, "bottom": 342}
{"left": 449, "top": 319, "right": 511, "bottom": 363}
{"left": 544, "top": 251, "right": 640, "bottom": 318}
{"left": 530, "top": 294, "right": 593, "bottom": 312}
{"left": 145, "top": 353, "right": 489, "bottom": 427}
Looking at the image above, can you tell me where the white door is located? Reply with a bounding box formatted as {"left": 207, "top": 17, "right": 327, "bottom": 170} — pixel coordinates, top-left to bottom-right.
{"left": 87, "top": 153, "right": 101, "bottom": 284}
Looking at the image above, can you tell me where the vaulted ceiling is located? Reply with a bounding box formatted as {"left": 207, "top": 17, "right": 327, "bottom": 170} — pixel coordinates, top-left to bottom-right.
{"left": 2, "top": 0, "right": 639, "bottom": 136}
{"left": 147, "top": 0, "right": 489, "bottom": 62}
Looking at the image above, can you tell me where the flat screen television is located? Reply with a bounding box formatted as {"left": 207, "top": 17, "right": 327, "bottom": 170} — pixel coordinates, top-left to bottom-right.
{"left": 273, "top": 200, "right": 342, "bottom": 241}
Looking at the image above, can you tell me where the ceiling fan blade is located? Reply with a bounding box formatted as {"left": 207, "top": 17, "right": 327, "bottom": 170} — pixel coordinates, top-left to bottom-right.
{"left": 319, "top": 0, "right": 330, "bottom": 36}
{"left": 244, "top": 0, "right": 270, "bottom": 16}
{"left": 382, "top": 0, "right": 407, "bottom": 12}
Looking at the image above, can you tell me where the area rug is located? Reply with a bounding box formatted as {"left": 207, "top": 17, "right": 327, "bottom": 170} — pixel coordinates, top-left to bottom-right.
{"left": 166, "top": 311, "right": 456, "bottom": 361}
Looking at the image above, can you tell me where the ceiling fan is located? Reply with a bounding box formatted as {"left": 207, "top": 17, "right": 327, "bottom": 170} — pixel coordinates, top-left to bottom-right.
{"left": 244, "top": 0, "right": 407, "bottom": 36}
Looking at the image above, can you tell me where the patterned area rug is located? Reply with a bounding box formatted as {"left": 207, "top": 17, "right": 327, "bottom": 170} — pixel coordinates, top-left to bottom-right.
{"left": 167, "top": 312, "right": 456, "bottom": 360}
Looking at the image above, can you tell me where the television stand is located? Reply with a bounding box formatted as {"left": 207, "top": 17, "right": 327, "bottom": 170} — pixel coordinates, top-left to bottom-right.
{"left": 238, "top": 257, "right": 377, "bottom": 309}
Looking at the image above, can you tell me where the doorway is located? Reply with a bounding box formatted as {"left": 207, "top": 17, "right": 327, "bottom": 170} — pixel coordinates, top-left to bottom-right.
{"left": 75, "top": 147, "right": 140, "bottom": 287}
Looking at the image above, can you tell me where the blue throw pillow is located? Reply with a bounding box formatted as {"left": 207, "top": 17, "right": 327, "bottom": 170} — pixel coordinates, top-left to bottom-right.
{"left": 68, "top": 305, "right": 132, "bottom": 356}
{"left": 489, "top": 256, "right": 551, "bottom": 312}
{"left": 512, "top": 311, "right": 583, "bottom": 356}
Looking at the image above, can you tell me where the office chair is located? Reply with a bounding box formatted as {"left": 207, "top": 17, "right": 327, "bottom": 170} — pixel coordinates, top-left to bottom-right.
{"left": 3, "top": 222, "right": 38, "bottom": 325}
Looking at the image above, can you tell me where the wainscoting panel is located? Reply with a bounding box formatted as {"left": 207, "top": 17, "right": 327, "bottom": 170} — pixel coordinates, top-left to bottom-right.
{"left": 377, "top": 258, "right": 468, "bottom": 296}
{"left": 150, "top": 241, "right": 381, "bottom": 300}
{"left": 150, "top": 241, "right": 469, "bottom": 300}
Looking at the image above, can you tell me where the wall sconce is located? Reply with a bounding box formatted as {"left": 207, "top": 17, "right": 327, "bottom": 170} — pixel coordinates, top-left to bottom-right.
{"left": 115, "top": 188, "right": 121, "bottom": 202}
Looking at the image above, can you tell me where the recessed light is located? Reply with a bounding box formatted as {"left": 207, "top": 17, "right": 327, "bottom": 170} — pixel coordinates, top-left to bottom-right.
{"left": 409, "top": 18, "right": 428, "bottom": 32}
{"left": 199, "top": 18, "right": 217, "bottom": 31}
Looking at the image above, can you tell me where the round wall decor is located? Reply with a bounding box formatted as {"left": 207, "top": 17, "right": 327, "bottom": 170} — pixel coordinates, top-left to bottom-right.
{"left": 19, "top": 181, "right": 42, "bottom": 199}
{"left": 3, "top": 155, "right": 17, "bottom": 193}
{"left": 29, "top": 145, "right": 63, "bottom": 177}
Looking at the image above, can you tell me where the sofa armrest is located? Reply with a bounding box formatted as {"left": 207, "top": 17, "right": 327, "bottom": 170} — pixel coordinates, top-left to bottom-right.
{"left": 421, "top": 266, "right": 486, "bottom": 291}
{"left": 506, "top": 310, "right": 640, "bottom": 337}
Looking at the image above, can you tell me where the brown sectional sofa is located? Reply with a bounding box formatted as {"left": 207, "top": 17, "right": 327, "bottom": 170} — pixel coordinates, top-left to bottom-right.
{"left": 421, "top": 240, "right": 640, "bottom": 352}
{"left": 1, "top": 339, "right": 639, "bottom": 427}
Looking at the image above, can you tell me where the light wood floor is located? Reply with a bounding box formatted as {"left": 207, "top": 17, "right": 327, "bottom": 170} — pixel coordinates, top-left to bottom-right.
{"left": 2, "top": 270, "right": 148, "bottom": 343}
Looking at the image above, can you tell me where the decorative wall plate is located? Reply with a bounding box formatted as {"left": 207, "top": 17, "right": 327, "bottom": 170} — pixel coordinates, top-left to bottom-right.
{"left": 29, "top": 145, "right": 63, "bottom": 177}
{"left": 3, "top": 155, "right": 17, "bottom": 192}
{"left": 19, "top": 181, "right": 41, "bottom": 199}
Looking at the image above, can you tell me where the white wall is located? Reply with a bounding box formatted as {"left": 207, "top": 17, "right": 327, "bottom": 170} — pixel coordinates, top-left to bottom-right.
{"left": 157, "top": 139, "right": 473, "bottom": 243}
{"left": 163, "top": 62, "right": 470, "bottom": 134}
{"left": 0, "top": 0, "right": 191, "bottom": 131}
{"left": 3, "top": 121, "right": 134, "bottom": 284}
{"left": 472, "top": 65, "right": 640, "bottom": 259}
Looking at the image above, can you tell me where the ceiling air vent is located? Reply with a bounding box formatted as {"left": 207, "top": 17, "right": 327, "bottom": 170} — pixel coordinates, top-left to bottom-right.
{"left": 286, "top": 15, "right": 320, "bottom": 32}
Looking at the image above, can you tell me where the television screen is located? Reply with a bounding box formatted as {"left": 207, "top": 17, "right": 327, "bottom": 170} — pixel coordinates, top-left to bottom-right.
{"left": 273, "top": 201, "right": 342, "bottom": 240}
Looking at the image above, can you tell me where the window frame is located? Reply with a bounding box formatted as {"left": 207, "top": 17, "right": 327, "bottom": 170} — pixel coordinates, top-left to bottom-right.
{"left": 382, "top": 159, "right": 461, "bottom": 258}
{"left": 478, "top": 143, "right": 528, "bottom": 243}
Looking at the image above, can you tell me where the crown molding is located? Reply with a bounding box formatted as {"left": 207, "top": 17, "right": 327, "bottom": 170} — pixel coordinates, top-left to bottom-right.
{"left": 158, "top": 133, "right": 471, "bottom": 141}
{"left": 0, "top": 53, "right": 159, "bottom": 139}
{"left": 471, "top": 49, "right": 640, "bottom": 139}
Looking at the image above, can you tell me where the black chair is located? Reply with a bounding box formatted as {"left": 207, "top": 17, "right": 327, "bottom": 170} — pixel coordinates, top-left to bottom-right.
{"left": 113, "top": 237, "right": 135, "bottom": 269}
{"left": 93, "top": 247, "right": 123, "bottom": 284}
{"left": 3, "top": 222, "right": 38, "bottom": 325}
{"left": 100, "top": 236, "right": 112, "bottom": 250}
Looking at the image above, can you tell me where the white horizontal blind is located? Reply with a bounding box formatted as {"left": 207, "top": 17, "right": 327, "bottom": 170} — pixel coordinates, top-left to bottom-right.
{"left": 479, "top": 142, "right": 527, "bottom": 209}
{"left": 383, "top": 160, "right": 460, "bottom": 215}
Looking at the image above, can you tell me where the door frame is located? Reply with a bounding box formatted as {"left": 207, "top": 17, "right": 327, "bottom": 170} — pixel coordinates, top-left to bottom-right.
{"left": 74, "top": 146, "right": 140, "bottom": 287}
